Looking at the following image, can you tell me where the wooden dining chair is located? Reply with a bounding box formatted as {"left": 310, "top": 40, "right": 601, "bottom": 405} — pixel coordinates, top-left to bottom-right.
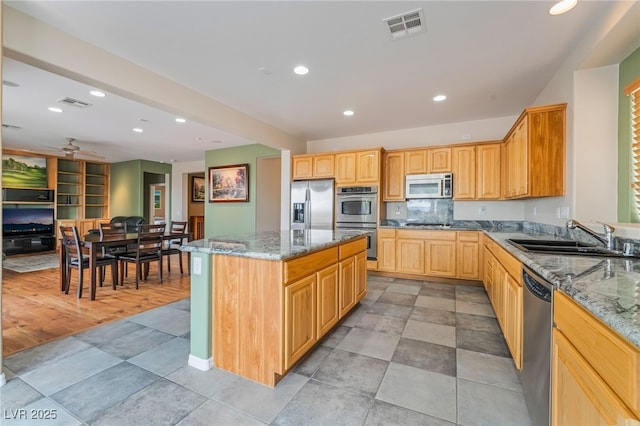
{"left": 119, "top": 223, "right": 165, "bottom": 289}
{"left": 162, "top": 221, "right": 188, "bottom": 274}
{"left": 59, "top": 225, "right": 119, "bottom": 298}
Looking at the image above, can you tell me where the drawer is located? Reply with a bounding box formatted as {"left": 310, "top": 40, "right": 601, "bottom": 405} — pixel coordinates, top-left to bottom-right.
{"left": 284, "top": 247, "right": 338, "bottom": 284}
{"left": 457, "top": 231, "right": 479, "bottom": 242}
{"left": 339, "top": 237, "right": 367, "bottom": 260}
{"left": 378, "top": 228, "right": 396, "bottom": 238}
{"left": 554, "top": 291, "right": 639, "bottom": 416}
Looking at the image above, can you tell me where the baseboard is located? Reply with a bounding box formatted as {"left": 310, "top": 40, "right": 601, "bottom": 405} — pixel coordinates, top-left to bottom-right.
{"left": 188, "top": 354, "right": 213, "bottom": 371}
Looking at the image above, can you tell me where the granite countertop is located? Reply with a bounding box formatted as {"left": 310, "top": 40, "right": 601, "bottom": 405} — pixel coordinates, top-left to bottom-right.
{"left": 180, "top": 229, "right": 369, "bottom": 261}
{"left": 486, "top": 231, "right": 640, "bottom": 349}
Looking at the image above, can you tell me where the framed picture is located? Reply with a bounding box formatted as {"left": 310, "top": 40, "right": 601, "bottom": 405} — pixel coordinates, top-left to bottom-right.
{"left": 208, "top": 163, "right": 249, "bottom": 202}
{"left": 191, "top": 176, "right": 205, "bottom": 202}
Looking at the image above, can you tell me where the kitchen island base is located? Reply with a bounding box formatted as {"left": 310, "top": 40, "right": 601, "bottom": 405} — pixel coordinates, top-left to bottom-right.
{"left": 212, "top": 236, "right": 367, "bottom": 386}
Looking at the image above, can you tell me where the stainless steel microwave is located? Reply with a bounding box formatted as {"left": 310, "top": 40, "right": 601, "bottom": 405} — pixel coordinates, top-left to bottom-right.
{"left": 405, "top": 173, "right": 452, "bottom": 199}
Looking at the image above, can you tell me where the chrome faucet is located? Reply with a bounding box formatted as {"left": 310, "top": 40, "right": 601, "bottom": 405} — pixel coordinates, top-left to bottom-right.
{"left": 566, "top": 219, "right": 616, "bottom": 251}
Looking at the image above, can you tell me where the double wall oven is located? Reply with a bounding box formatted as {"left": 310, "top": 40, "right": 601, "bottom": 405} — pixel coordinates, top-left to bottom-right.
{"left": 335, "top": 186, "right": 377, "bottom": 260}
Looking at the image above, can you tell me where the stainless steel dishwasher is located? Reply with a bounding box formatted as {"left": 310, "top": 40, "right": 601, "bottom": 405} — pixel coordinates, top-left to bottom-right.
{"left": 521, "top": 267, "right": 554, "bottom": 426}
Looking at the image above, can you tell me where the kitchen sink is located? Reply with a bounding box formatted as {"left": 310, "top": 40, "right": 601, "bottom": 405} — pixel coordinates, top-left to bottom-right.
{"left": 506, "top": 238, "right": 635, "bottom": 258}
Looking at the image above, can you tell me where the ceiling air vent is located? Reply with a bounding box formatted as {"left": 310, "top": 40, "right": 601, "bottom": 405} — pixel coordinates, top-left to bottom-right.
{"left": 383, "top": 8, "right": 426, "bottom": 40}
{"left": 57, "top": 97, "right": 92, "bottom": 108}
{"left": 2, "top": 124, "right": 22, "bottom": 130}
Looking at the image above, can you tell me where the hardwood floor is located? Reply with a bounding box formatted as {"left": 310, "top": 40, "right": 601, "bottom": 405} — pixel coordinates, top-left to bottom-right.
{"left": 2, "top": 257, "right": 190, "bottom": 356}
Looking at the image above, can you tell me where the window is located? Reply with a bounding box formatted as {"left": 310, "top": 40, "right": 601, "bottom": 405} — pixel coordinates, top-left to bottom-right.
{"left": 625, "top": 77, "right": 640, "bottom": 217}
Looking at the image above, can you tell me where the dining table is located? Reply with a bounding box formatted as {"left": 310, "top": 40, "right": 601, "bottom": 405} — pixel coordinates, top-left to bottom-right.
{"left": 58, "top": 230, "right": 192, "bottom": 300}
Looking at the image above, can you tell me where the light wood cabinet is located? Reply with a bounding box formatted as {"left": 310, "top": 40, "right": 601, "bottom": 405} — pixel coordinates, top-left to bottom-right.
{"left": 334, "top": 152, "right": 356, "bottom": 184}
{"left": 316, "top": 264, "right": 339, "bottom": 338}
{"left": 405, "top": 150, "right": 428, "bottom": 174}
{"left": 383, "top": 152, "right": 405, "bottom": 201}
{"left": 284, "top": 274, "right": 316, "bottom": 370}
{"left": 502, "top": 103, "right": 566, "bottom": 199}
{"left": 214, "top": 237, "right": 367, "bottom": 387}
{"left": 452, "top": 146, "right": 476, "bottom": 199}
{"left": 338, "top": 238, "right": 368, "bottom": 317}
{"left": 292, "top": 155, "right": 313, "bottom": 180}
{"left": 292, "top": 154, "right": 335, "bottom": 180}
{"left": 504, "top": 273, "right": 522, "bottom": 369}
{"left": 313, "top": 154, "right": 335, "bottom": 178}
{"left": 554, "top": 291, "right": 640, "bottom": 420}
{"left": 552, "top": 329, "right": 638, "bottom": 426}
{"left": 425, "top": 233, "right": 456, "bottom": 278}
{"left": 339, "top": 256, "right": 356, "bottom": 318}
{"left": 377, "top": 228, "right": 397, "bottom": 272}
{"left": 396, "top": 231, "right": 425, "bottom": 275}
{"left": 356, "top": 150, "right": 381, "bottom": 183}
{"left": 355, "top": 251, "right": 367, "bottom": 302}
{"left": 483, "top": 236, "right": 523, "bottom": 369}
{"left": 377, "top": 229, "right": 480, "bottom": 281}
{"left": 476, "top": 143, "right": 502, "bottom": 199}
{"left": 430, "top": 147, "right": 452, "bottom": 172}
{"left": 456, "top": 231, "right": 480, "bottom": 280}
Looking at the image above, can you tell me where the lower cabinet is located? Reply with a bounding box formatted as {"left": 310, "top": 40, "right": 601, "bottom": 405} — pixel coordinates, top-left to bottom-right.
{"left": 483, "top": 236, "right": 523, "bottom": 369}
{"left": 552, "top": 329, "right": 637, "bottom": 425}
{"left": 425, "top": 232, "right": 456, "bottom": 277}
{"left": 316, "top": 264, "right": 339, "bottom": 339}
{"left": 396, "top": 235, "right": 425, "bottom": 275}
{"left": 284, "top": 274, "right": 317, "bottom": 370}
{"left": 552, "top": 291, "right": 639, "bottom": 423}
{"left": 376, "top": 229, "right": 479, "bottom": 280}
{"left": 339, "top": 256, "right": 356, "bottom": 318}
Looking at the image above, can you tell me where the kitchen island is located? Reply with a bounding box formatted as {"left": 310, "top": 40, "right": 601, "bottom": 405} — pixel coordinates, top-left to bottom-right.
{"left": 181, "top": 229, "right": 368, "bottom": 386}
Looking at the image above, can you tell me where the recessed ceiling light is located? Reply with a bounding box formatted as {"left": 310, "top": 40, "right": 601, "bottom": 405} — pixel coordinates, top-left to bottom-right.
{"left": 549, "top": 0, "right": 577, "bottom": 15}
{"left": 90, "top": 90, "right": 106, "bottom": 97}
{"left": 343, "top": 110, "right": 355, "bottom": 116}
{"left": 175, "top": 118, "right": 186, "bottom": 123}
{"left": 433, "top": 95, "right": 447, "bottom": 102}
{"left": 194, "top": 137, "right": 202, "bottom": 141}
{"left": 294, "top": 65, "right": 309, "bottom": 75}
{"left": 48, "top": 107, "right": 63, "bottom": 113}
{"left": 133, "top": 128, "right": 143, "bottom": 133}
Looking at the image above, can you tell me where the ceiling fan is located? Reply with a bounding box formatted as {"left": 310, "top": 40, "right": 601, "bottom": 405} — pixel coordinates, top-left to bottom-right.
{"left": 56, "top": 138, "right": 104, "bottom": 160}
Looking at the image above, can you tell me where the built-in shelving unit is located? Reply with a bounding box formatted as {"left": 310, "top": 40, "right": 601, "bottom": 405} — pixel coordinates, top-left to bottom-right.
{"left": 56, "top": 159, "right": 83, "bottom": 220}
{"left": 84, "top": 161, "right": 109, "bottom": 220}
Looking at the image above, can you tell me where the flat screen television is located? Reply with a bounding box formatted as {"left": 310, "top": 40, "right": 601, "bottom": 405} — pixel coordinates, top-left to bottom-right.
{"left": 3, "top": 208, "right": 55, "bottom": 237}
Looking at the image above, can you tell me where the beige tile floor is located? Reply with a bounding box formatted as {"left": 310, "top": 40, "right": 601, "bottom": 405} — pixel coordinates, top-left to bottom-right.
{"left": 0, "top": 275, "right": 533, "bottom": 425}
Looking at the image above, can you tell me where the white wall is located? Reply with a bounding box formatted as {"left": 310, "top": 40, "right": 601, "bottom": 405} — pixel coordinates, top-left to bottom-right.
{"left": 308, "top": 116, "right": 516, "bottom": 153}
{"left": 171, "top": 159, "right": 206, "bottom": 223}
{"left": 573, "top": 65, "right": 619, "bottom": 223}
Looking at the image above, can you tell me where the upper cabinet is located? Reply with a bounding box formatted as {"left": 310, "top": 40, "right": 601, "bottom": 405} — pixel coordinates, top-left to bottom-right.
{"left": 292, "top": 154, "right": 335, "bottom": 180}
{"left": 405, "top": 150, "right": 428, "bottom": 174}
{"left": 502, "top": 103, "right": 566, "bottom": 199}
{"left": 335, "top": 149, "right": 382, "bottom": 186}
{"left": 476, "top": 143, "right": 502, "bottom": 199}
{"left": 430, "top": 147, "right": 452, "bottom": 173}
{"left": 452, "top": 146, "right": 476, "bottom": 199}
{"left": 383, "top": 151, "right": 405, "bottom": 201}
{"left": 404, "top": 147, "right": 451, "bottom": 175}
{"left": 292, "top": 149, "right": 382, "bottom": 187}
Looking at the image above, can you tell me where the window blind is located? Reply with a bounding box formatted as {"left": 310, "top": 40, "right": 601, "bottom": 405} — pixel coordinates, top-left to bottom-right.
{"left": 625, "top": 78, "right": 640, "bottom": 216}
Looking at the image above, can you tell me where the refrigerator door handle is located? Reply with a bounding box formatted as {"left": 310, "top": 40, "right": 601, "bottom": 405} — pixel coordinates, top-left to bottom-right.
{"left": 304, "top": 187, "right": 311, "bottom": 229}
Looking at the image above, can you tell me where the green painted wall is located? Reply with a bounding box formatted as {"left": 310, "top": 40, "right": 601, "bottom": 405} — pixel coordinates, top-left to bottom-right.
{"left": 204, "top": 144, "right": 281, "bottom": 236}
{"left": 109, "top": 159, "right": 172, "bottom": 219}
{"left": 618, "top": 46, "right": 640, "bottom": 223}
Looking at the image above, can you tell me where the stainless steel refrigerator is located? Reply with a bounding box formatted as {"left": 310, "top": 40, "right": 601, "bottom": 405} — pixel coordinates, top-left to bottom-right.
{"left": 291, "top": 179, "right": 335, "bottom": 230}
